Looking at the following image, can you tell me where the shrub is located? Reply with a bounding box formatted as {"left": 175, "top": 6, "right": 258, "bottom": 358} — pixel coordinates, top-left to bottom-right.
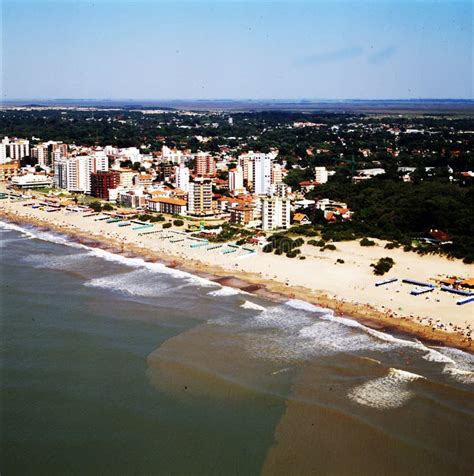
{"left": 274, "top": 248, "right": 282, "bottom": 255}
{"left": 371, "top": 257, "right": 395, "bottom": 275}
{"left": 162, "top": 222, "right": 172, "bottom": 229}
{"left": 286, "top": 251, "right": 297, "bottom": 258}
{"left": 360, "top": 237, "right": 376, "bottom": 247}
{"left": 173, "top": 219, "right": 184, "bottom": 227}
{"left": 236, "top": 238, "right": 247, "bottom": 246}
{"left": 89, "top": 201, "right": 102, "bottom": 212}
{"left": 325, "top": 244, "right": 337, "bottom": 251}
{"left": 403, "top": 245, "right": 412, "bottom": 252}
{"left": 102, "top": 203, "right": 114, "bottom": 211}
{"left": 299, "top": 256, "right": 306, "bottom": 260}
{"left": 384, "top": 243, "right": 395, "bottom": 249}
{"left": 336, "top": 258, "right": 345, "bottom": 264}
{"left": 262, "top": 244, "right": 273, "bottom": 253}
{"left": 293, "top": 238, "right": 304, "bottom": 247}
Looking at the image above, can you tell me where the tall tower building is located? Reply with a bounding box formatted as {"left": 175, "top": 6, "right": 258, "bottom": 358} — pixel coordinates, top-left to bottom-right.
{"left": 228, "top": 165, "right": 244, "bottom": 194}
{"left": 174, "top": 163, "right": 190, "bottom": 192}
{"left": 188, "top": 179, "right": 213, "bottom": 215}
{"left": 252, "top": 153, "right": 272, "bottom": 195}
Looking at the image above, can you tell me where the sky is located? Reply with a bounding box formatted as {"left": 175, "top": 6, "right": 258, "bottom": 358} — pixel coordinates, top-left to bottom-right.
{"left": 1, "top": 0, "right": 472, "bottom": 100}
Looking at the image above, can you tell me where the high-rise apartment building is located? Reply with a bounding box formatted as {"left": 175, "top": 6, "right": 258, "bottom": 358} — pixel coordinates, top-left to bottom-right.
{"left": 271, "top": 163, "right": 283, "bottom": 184}
{"left": 174, "top": 163, "right": 190, "bottom": 192}
{"left": 9, "top": 139, "right": 30, "bottom": 161}
{"left": 188, "top": 179, "right": 213, "bottom": 215}
{"left": 261, "top": 196, "right": 291, "bottom": 231}
{"left": 194, "top": 152, "right": 216, "bottom": 176}
{"left": 252, "top": 153, "right": 272, "bottom": 195}
{"left": 91, "top": 171, "right": 120, "bottom": 200}
{"left": 54, "top": 155, "right": 108, "bottom": 193}
{"left": 228, "top": 165, "right": 244, "bottom": 193}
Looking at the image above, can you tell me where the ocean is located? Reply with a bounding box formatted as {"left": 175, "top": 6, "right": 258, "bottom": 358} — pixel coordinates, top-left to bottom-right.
{"left": 1, "top": 220, "right": 473, "bottom": 475}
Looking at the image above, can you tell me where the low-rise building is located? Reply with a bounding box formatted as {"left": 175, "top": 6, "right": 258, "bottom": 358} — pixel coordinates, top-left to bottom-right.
{"left": 0, "top": 161, "right": 20, "bottom": 182}
{"left": 146, "top": 197, "right": 187, "bottom": 215}
{"left": 10, "top": 173, "right": 53, "bottom": 189}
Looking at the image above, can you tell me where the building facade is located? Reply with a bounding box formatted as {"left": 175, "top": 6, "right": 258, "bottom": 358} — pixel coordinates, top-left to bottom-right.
{"left": 188, "top": 179, "right": 213, "bottom": 215}
{"left": 261, "top": 196, "right": 291, "bottom": 231}
{"left": 90, "top": 171, "right": 120, "bottom": 200}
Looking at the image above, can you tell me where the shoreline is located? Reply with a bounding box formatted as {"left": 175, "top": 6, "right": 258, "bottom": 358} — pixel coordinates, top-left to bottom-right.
{"left": 1, "top": 208, "right": 472, "bottom": 354}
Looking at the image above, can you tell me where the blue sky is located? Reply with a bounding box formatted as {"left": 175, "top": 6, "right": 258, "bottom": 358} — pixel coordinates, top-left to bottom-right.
{"left": 2, "top": 0, "right": 472, "bottom": 99}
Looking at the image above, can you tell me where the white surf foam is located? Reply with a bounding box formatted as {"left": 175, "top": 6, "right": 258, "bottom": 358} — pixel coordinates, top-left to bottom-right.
{"left": 348, "top": 368, "right": 425, "bottom": 409}
{"left": 85, "top": 269, "right": 172, "bottom": 297}
{"left": 208, "top": 287, "right": 241, "bottom": 297}
{"left": 241, "top": 300, "right": 266, "bottom": 311}
{"left": 0, "top": 220, "right": 217, "bottom": 290}
{"left": 286, "top": 299, "right": 334, "bottom": 315}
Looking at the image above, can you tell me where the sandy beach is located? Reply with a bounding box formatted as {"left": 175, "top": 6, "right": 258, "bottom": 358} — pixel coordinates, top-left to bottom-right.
{"left": 1, "top": 197, "right": 473, "bottom": 352}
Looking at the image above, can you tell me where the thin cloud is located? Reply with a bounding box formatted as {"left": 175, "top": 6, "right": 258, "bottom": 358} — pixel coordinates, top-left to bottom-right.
{"left": 297, "top": 46, "right": 364, "bottom": 65}
{"left": 368, "top": 46, "right": 397, "bottom": 65}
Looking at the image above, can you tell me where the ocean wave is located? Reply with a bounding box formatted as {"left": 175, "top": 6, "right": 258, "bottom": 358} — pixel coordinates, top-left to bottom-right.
{"left": 208, "top": 287, "right": 241, "bottom": 297}
{"left": 0, "top": 219, "right": 216, "bottom": 289}
{"left": 85, "top": 269, "right": 173, "bottom": 297}
{"left": 348, "top": 368, "right": 425, "bottom": 409}
{"left": 286, "top": 299, "right": 334, "bottom": 315}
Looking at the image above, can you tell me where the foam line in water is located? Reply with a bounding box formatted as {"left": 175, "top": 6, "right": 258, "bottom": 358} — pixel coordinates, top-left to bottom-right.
{"left": 241, "top": 300, "right": 266, "bottom": 311}
{"left": 348, "top": 368, "right": 425, "bottom": 410}
{"left": 286, "top": 299, "right": 334, "bottom": 315}
{"left": 0, "top": 219, "right": 216, "bottom": 289}
{"left": 208, "top": 287, "right": 241, "bottom": 297}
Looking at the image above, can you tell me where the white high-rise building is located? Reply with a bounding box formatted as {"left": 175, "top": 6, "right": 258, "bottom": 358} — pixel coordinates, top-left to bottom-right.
{"left": 315, "top": 166, "right": 328, "bottom": 184}
{"left": 228, "top": 165, "right": 244, "bottom": 193}
{"left": 252, "top": 153, "right": 272, "bottom": 195}
{"left": 0, "top": 144, "right": 8, "bottom": 164}
{"left": 174, "top": 163, "right": 190, "bottom": 192}
{"left": 9, "top": 139, "right": 30, "bottom": 160}
{"left": 261, "top": 196, "right": 291, "bottom": 231}
{"left": 54, "top": 155, "right": 108, "bottom": 193}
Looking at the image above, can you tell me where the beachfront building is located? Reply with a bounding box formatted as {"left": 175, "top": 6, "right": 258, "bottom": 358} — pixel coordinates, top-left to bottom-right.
{"left": 0, "top": 161, "right": 20, "bottom": 182}
{"left": 116, "top": 189, "right": 146, "bottom": 209}
{"left": 188, "top": 178, "right": 213, "bottom": 215}
{"left": 194, "top": 152, "right": 216, "bottom": 176}
{"left": 90, "top": 170, "right": 120, "bottom": 200}
{"left": 252, "top": 153, "right": 272, "bottom": 195}
{"left": 54, "top": 155, "right": 108, "bottom": 193}
{"left": 261, "top": 196, "right": 291, "bottom": 231}
{"left": 315, "top": 166, "right": 329, "bottom": 184}
{"left": 10, "top": 173, "right": 53, "bottom": 189}
{"left": 174, "top": 163, "right": 190, "bottom": 193}
{"left": 146, "top": 197, "right": 187, "bottom": 215}
{"left": 230, "top": 206, "right": 254, "bottom": 226}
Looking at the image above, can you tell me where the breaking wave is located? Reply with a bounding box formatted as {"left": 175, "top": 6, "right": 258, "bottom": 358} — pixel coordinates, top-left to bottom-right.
{"left": 348, "top": 368, "right": 425, "bottom": 409}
